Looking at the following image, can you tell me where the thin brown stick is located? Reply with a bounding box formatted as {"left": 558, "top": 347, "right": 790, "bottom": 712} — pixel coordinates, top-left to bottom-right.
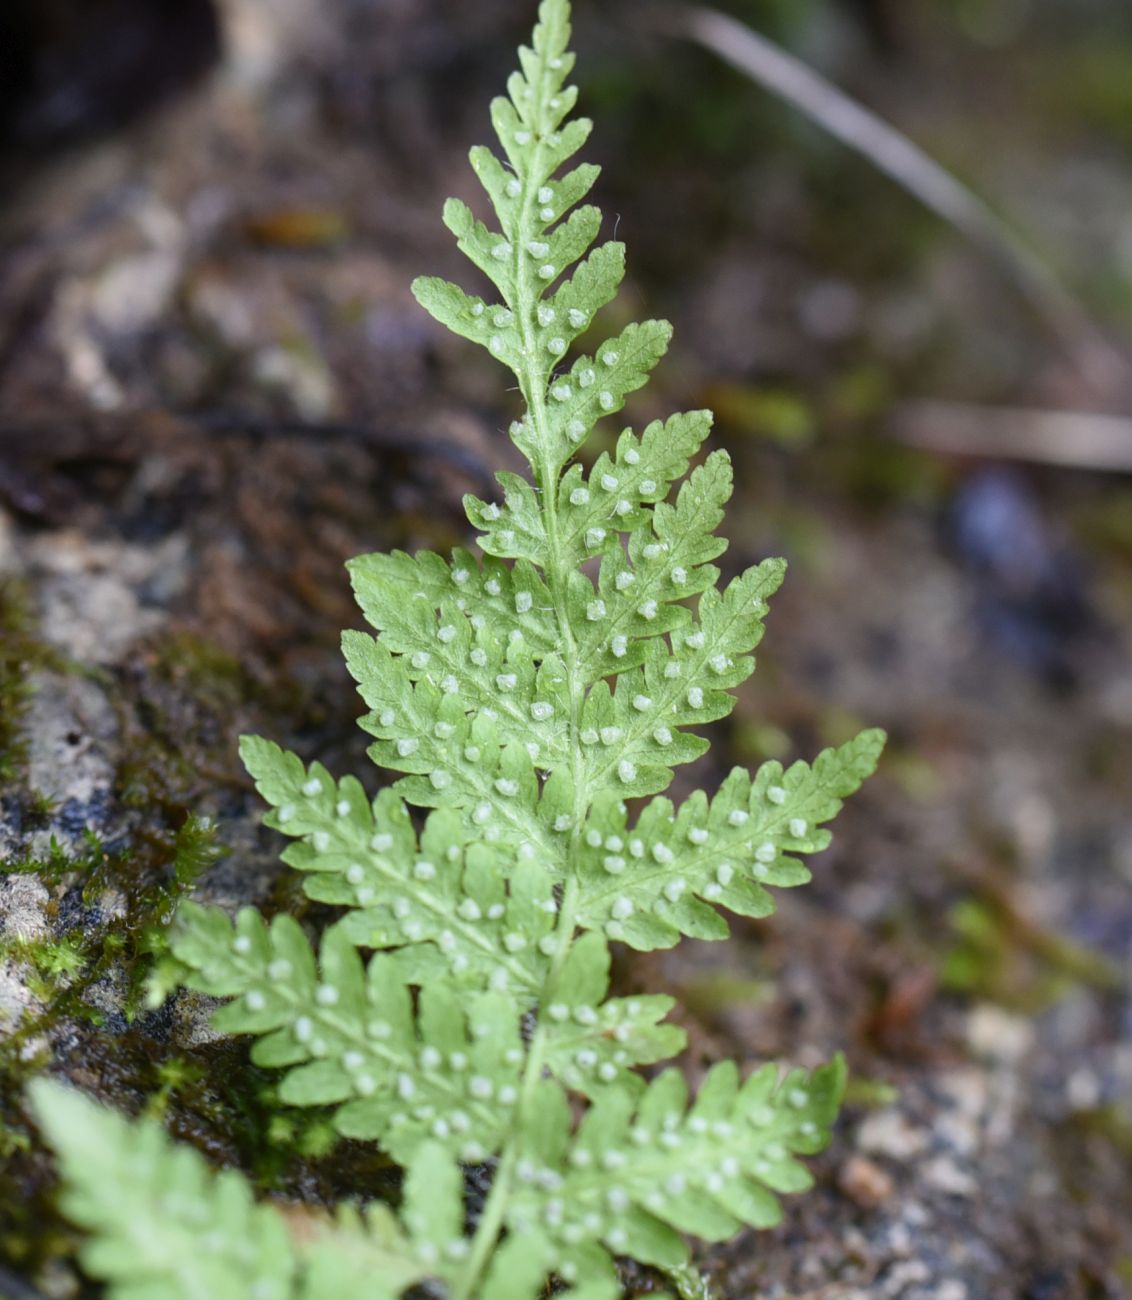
{"left": 640, "top": 3, "right": 1130, "bottom": 392}
{"left": 890, "top": 400, "right": 1132, "bottom": 473}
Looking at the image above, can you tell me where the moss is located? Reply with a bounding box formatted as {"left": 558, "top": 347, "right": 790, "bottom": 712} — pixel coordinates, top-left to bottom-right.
{"left": 939, "top": 893, "right": 1120, "bottom": 1013}
{"left": 0, "top": 622, "right": 397, "bottom": 1284}
{"left": 0, "top": 579, "right": 62, "bottom": 786}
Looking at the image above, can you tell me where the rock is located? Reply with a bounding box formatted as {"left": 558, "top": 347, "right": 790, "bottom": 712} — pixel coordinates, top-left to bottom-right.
{"left": 839, "top": 1154, "right": 896, "bottom": 1209}
{"left": 856, "top": 1108, "right": 931, "bottom": 1161}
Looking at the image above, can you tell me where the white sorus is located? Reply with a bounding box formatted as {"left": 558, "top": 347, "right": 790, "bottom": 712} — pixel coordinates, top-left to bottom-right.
{"left": 538, "top": 185, "right": 553, "bottom": 203}
{"left": 530, "top": 701, "right": 554, "bottom": 721}
{"left": 506, "top": 177, "right": 521, "bottom": 198}
{"left": 379, "top": 708, "right": 396, "bottom": 726}
{"left": 539, "top": 264, "right": 556, "bottom": 280}
{"left": 687, "top": 687, "right": 704, "bottom": 708}
{"left": 496, "top": 673, "right": 517, "bottom": 691}
{"left": 570, "top": 487, "right": 590, "bottom": 505}
{"left": 671, "top": 566, "right": 687, "bottom": 585}
{"left": 568, "top": 308, "right": 586, "bottom": 328}
{"left": 633, "top": 693, "right": 652, "bottom": 711}
{"left": 618, "top": 760, "right": 637, "bottom": 783}
{"left": 551, "top": 383, "right": 572, "bottom": 401}
{"left": 301, "top": 777, "right": 321, "bottom": 796}
{"left": 371, "top": 832, "right": 393, "bottom": 851}
{"left": 429, "top": 770, "right": 451, "bottom": 790}
{"left": 547, "top": 336, "right": 566, "bottom": 355}
{"left": 396, "top": 738, "right": 418, "bottom": 757}
{"left": 437, "top": 624, "right": 456, "bottom": 643}
{"left": 642, "top": 542, "right": 664, "bottom": 560}
{"left": 615, "top": 570, "right": 635, "bottom": 590}
{"left": 602, "top": 350, "right": 619, "bottom": 366}
{"left": 316, "top": 984, "right": 339, "bottom": 1006}
{"left": 483, "top": 504, "right": 502, "bottom": 522}
{"left": 346, "top": 863, "right": 365, "bottom": 884}
{"left": 653, "top": 726, "right": 673, "bottom": 745}
{"left": 601, "top": 726, "right": 622, "bottom": 746}
{"left": 728, "top": 809, "right": 749, "bottom": 826}
{"left": 470, "top": 647, "right": 487, "bottom": 666}
{"left": 233, "top": 935, "right": 252, "bottom": 954}
{"left": 790, "top": 817, "right": 808, "bottom": 837}
{"left": 623, "top": 447, "right": 640, "bottom": 464}
{"left": 586, "top": 599, "right": 606, "bottom": 620}
{"left": 614, "top": 498, "right": 631, "bottom": 516}
{"left": 413, "top": 860, "right": 436, "bottom": 880}
{"left": 491, "top": 242, "right": 511, "bottom": 260}
{"left": 452, "top": 567, "right": 469, "bottom": 585}
{"left": 527, "top": 240, "right": 549, "bottom": 258}
{"left": 640, "top": 479, "right": 657, "bottom": 494}
{"left": 538, "top": 304, "right": 556, "bottom": 326}
{"left": 578, "top": 367, "right": 595, "bottom": 387}
{"left": 336, "top": 799, "right": 351, "bottom": 817}
{"left": 514, "top": 590, "right": 533, "bottom": 613}
{"left": 493, "top": 309, "right": 513, "bottom": 327}
{"left": 755, "top": 840, "right": 776, "bottom": 862}
{"left": 586, "top": 527, "right": 606, "bottom": 548}
{"left": 495, "top": 778, "right": 519, "bottom": 797}
{"left": 245, "top": 990, "right": 266, "bottom": 1012}
{"left": 768, "top": 785, "right": 786, "bottom": 804}
{"left": 638, "top": 600, "right": 658, "bottom": 620}
{"left": 601, "top": 473, "right": 619, "bottom": 492}
{"left": 688, "top": 826, "right": 708, "bottom": 845}
{"left": 411, "top": 650, "right": 429, "bottom": 669}
{"left": 312, "top": 831, "right": 330, "bottom": 852}
{"left": 610, "top": 635, "right": 628, "bottom": 657}
{"left": 599, "top": 390, "right": 615, "bottom": 410}
{"left": 485, "top": 576, "right": 502, "bottom": 594}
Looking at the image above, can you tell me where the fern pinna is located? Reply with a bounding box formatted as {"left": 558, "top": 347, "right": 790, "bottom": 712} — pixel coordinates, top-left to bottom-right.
{"left": 34, "top": 2, "right": 884, "bottom": 1296}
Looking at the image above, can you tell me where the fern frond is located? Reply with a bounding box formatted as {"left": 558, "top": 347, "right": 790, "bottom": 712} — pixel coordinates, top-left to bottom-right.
{"left": 163, "top": 2, "right": 886, "bottom": 1295}
{"left": 576, "top": 730, "right": 886, "bottom": 947}
{"left": 30, "top": 1080, "right": 438, "bottom": 1300}
{"left": 506, "top": 1056, "right": 846, "bottom": 1283}
{"left": 174, "top": 904, "right": 525, "bottom": 1164}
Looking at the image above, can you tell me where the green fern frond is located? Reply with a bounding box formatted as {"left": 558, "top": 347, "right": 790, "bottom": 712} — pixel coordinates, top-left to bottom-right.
{"left": 505, "top": 1056, "right": 846, "bottom": 1285}
{"left": 138, "top": 1, "right": 884, "bottom": 1295}
{"left": 30, "top": 1080, "right": 438, "bottom": 1300}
